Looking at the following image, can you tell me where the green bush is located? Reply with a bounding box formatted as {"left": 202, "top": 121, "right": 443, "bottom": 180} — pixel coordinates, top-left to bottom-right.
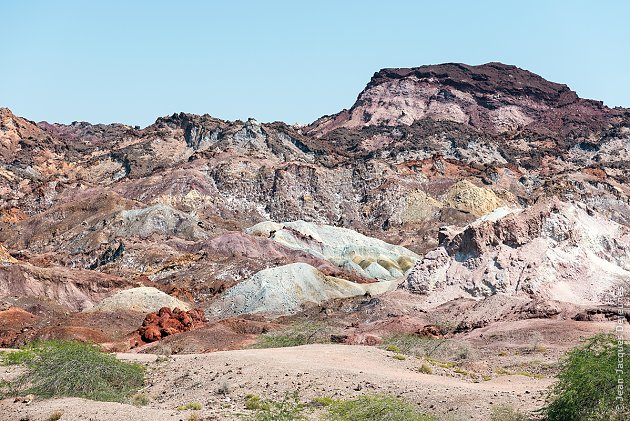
{"left": 245, "top": 394, "right": 269, "bottom": 410}
{"left": 311, "top": 396, "right": 334, "bottom": 407}
{"left": 251, "top": 322, "right": 331, "bottom": 349}
{"left": 542, "top": 333, "right": 630, "bottom": 420}
{"left": 327, "top": 394, "right": 435, "bottom": 421}
{"left": 385, "top": 344, "right": 401, "bottom": 353}
{"left": 418, "top": 363, "right": 433, "bottom": 374}
{"left": 8, "top": 340, "right": 144, "bottom": 402}
{"left": 0, "top": 348, "right": 36, "bottom": 366}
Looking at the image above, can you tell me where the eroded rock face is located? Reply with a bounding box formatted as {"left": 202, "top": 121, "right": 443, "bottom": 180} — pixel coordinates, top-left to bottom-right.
{"left": 0, "top": 243, "right": 17, "bottom": 264}
{"left": 87, "top": 287, "right": 191, "bottom": 313}
{"left": 245, "top": 220, "right": 419, "bottom": 280}
{"left": 404, "top": 200, "right": 630, "bottom": 306}
{"left": 0, "top": 62, "right": 629, "bottom": 343}
{"left": 0, "top": 263, "right": 132, "bottom": 312}
{"left": 209, "top": 262, "right": 399, "bottom": 317}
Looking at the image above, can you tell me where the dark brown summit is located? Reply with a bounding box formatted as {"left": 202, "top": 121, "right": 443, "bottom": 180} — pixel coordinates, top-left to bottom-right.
{"left": 308, "top": 62, "right": 624, "bottom": 138}
{"left": 367, "top": 62, "right": 581, "bottom": 107}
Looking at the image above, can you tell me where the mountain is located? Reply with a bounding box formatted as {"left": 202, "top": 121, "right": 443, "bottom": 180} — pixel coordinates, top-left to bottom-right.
{"left": 0, "top": 62, "right": 628, "bottom": 352}
{"left": 308, "top": 62, "right": 625, "bottom": 136}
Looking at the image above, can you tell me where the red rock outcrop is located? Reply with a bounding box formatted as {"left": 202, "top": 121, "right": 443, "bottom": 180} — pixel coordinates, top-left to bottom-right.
{"left": 138, "top": 307, "right": 207, "bottom": 343}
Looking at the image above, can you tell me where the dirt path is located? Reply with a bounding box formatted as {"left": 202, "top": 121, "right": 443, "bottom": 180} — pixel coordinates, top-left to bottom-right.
{"left": 1, "top": 344, "right": 553, "bottom": 420}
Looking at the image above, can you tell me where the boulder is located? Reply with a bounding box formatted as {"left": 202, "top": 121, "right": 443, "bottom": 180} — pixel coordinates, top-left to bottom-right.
{"left": 138, "top": 306, "right": 206, "bottom": 343}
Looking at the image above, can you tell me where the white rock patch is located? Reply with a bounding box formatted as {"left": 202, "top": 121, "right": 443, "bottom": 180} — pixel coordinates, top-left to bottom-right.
{"left": 210, "top": 262, "right": 399, "bottom": 316}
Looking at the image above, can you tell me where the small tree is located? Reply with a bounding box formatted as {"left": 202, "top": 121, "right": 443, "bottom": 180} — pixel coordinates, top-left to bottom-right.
{"left": 542, "top": 333, "right": 630, "bottom": 420}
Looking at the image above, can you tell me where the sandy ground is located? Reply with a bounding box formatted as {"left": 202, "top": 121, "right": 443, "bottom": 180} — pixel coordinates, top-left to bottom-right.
{"left": 1, "top": 319, "right": 622, "bottom": 420}
{"left": 0, "top": 343, "right": 554, "bottom": 421}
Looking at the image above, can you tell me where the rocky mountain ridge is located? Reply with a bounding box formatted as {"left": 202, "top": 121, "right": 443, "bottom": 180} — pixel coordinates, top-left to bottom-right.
{"left": 308, "top": 62, "right": 627, "bottom": 137}
{"left": 0, "top": 62, "right": 628, "bottom": 350}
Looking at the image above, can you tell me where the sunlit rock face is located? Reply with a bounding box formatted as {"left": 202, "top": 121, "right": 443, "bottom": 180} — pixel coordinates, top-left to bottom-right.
{"left": 246, "top": 220, "right": 419, "bottom": 281}
{"left": 404, "top": 200, "right": 630, "bottom": 306}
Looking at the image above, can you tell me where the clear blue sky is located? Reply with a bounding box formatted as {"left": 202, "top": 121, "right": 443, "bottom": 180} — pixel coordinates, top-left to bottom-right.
{"left": 2, "top": 0, "right": 629, "bottom": 127}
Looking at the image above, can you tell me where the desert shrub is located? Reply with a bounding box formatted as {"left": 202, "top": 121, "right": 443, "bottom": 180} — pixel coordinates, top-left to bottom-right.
{"left": 421, "top": 356, "right": 456, "bottom": 369}
{"left": 243, "top": 391, "right": 306, "bottom": 420}
{"left": 0, "top": 379, "right": 11, "bottom": 399}
{"left": 418, "top": 363, "right": 433, "bottom": 374}
{"left": 495, "top": 368, "right": 544, "bottom": 379}
{"left": 311, "top": 396, "right": 334, "bottom": 407}
{"left": 381, "top": 334, "right": 476, "bottom": 361}
{"left": 490, "top": 404, "right": 528, "bottom": 421}
{"left": 177, "top": 402, "right": 203, "bottom": 410}
{"left": 8, "top": 340, "right": 144, "bottom": 402}
{"left": 245, "top": 394, "right": 268, "bottom": 410}
{"left": 217, "top": 381, "right": 231, "bottom": 395}
{"left": 385, "top": 344, "right": 401, "bottom": 353}
{"left": 541, "top": 333, "right": 630, "bottom": 420}
{"left": 251, "top": 322, "right": 331, "bottom": 349}
{"left": 327, "top": 394, "right": 435, "bottom": 421}
{"left": 526, "top": 331, "right": 546, "bottom": 354}
{"left": 47, "top": 410, "right": 64, "bottom": 421}
{"left": 131, "top": 392, "right": 151, "bottom": 406}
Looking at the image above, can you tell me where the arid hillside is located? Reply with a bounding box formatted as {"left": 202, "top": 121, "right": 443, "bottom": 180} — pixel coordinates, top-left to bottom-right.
{"left": 0, "top": 62, "right": 629, "bottom": 419}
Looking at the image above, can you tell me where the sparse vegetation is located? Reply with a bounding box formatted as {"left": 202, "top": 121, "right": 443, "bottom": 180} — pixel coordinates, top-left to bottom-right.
{"left": 241, "top": 394, "right": 438, "bottom": 420}
{"left": 495, "top": 367, "right": 544, "bottom": 379}
{"left": 242, "top": 391, "right": 306, "bottom": 420}
{"left": 326, "top": 394, "right": 435, "bottom": 421}
{"left": 418, "top": 363, "right": 433, "bottom": 374}
{"left": 131, "top": 392, "right": 151, "bottom": 406}
{"left": 245, "top": 394, "right": 267, "bottom": 410}
{"left": 381, "top": 334, "right": 476, "bottom": 361}
{"left": 187, "top": 414, "right": 200, "bottom": 421}
{"left": 490, "top": 404, "right": 528, "bottom": 421}
{"left": 251, "top": 322, "right": 332, "bottom": 349}
{"left": 0, "top": 379, "right": 11, "bottom": 399}
{"left": 4, "top": 340, "right": 144, "bottom": 402}
{"left": 1, "top": 348, "right": 36, "bottom": 366}
{"left": 453, "top": 367, "right": 471, "bottom": 376}
{"left": 421, "top": 356, "right": 457, "bottom": 369}
{"left": 311, "top": 396, "right": 334, "bottom": 407}
{"left": 392, "top": 353, "right": 406, "bottom": 360}
{"left": 177, "top": 402, "right": 203, "bottom": 410}
{"left": 47, "top": 410, "right": 64, "bottom": 421}
{"left": 541, "top": 333, "right": 630, "bottom": 420}
{"left": 385, "top": 344, "right": 401, "bottom": 353}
